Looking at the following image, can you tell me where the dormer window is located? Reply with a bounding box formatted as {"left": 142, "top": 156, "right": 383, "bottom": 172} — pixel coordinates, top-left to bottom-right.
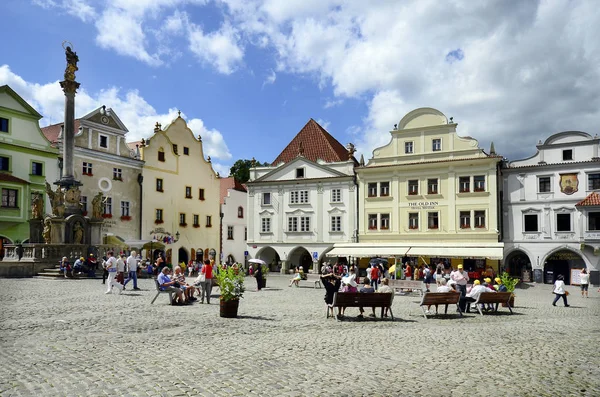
{"left": 296, "top": 168, "right": 305, "bottom": 178}
{"left": 432, "top": 138, "right": 441, "bottom": 152}
{"left": 173, "top": 144, "right": 178, "bottom": 154}
{"left": 563, "top": 149, "right": 573, "bottom": 161}
{"left": 99, "top": 135, "right": 108, "bottom": 149}
{"left": 158, "top": 149, "right": 165, "bottom": 162}
{"left": 405, "top": 141, "right": 413, "bottom": 154}
{"left": 238, "top": 206, "right": 244, "bottom": 218}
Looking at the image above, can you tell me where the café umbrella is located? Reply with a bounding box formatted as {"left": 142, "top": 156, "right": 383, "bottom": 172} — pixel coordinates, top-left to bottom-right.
{"left": 248, "top": 259, "right": 266, "bottom": 265}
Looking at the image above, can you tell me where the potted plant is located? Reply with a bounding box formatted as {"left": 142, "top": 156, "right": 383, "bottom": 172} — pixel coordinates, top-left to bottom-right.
{"left": 215, "top": 265, "right": 245, "bottom": 318}
{"left": 499, "top": 271, "right": 519, "bottom": 307}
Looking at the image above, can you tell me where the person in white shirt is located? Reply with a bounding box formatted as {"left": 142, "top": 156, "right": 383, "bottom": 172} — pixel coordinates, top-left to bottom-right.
{"left": 124, "top": 250, "right": 140, "bottom": 291}
{"left": 579, "top": 269, "right": 590, "bottom": 298}
{"left": 376, "top": 278, "right": 394, "bottom": 318}
{"left": 425, "top": 278, "right": 457, "bottom": 314}
{"left": 464, "top": 280, "right": 495, "bottom": 312}
{"left": 105, "top": 251, "right": 123, "bottom": 295}
{"left": 116, "top": 253, "right": 127, "bottom": 285}
{"left": 552, "top": 274, "right": 570, "bottom": 307}
{"left": 450, "top": 264, "right": 469, "bottom": 311}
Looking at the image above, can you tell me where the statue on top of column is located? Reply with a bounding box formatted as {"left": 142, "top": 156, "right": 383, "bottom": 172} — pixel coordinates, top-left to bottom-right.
{"left": 64, "top": 46, "right": 79, "bottom": 82}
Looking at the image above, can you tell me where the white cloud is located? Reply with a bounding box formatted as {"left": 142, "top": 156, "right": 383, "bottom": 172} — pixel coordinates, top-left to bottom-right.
{"left": 188, "top": 22, "right": 244, "bottom": 74}
{"left": 315, "top": 118, "right": 331, "bottom": 131}
{"left": 32, "top": 0, "right": 96, "bottom": 21}
{"left": 323, "top": 98, "right": 343, "bottom": 109}
{"left": 0, "top": 64, "right": 232, "bottom": 162}
{"left": 262, "top": 69, "right": 276, "bottom": 88}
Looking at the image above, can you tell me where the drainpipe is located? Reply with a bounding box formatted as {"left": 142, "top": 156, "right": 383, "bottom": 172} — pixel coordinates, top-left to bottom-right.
{"left": 137, "top": 173, "right": 143, "bottom": 240}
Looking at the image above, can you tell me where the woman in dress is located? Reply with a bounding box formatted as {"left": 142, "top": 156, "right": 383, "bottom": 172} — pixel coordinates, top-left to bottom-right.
{"left": 552, "top": 274, "right": 570, "bottom": 307}
{"left": 254, "top": 263, "right": 263, "bottom": 291}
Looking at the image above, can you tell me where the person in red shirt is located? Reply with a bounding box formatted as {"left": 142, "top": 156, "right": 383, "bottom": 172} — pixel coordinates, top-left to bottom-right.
{"left": 370, "top": 264, "right": 380, "bottom": 290}
{"left": 199, "top": 259, "right": 213, "bottom": 304}
{"left": 405, "top": 262, "right": 412, "bottom": 280}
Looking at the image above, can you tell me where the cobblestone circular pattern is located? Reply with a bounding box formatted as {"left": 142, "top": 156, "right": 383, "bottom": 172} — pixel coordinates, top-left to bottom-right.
{"left": 0, "top": 275, "right": 599, "bottom": 396}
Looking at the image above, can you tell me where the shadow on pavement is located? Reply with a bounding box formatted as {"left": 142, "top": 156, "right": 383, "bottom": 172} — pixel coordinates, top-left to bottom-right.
{"left": 236, "top": 315, "right": 277, "bottom": 321}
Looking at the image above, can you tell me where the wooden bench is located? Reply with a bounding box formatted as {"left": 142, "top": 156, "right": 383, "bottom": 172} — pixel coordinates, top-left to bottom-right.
{"left": 151, "top": 279, "right": 174, "bottom": 305}
{"left": 419, "top": 292, "right": 462, "bottom": 318}
{"left": 388, "top": 279, "right": 425, "bottom": 296}
{"left": 471, "top": 292, "right": 513, "bottom": 316}
{"left": 329, "top": 292, "right": 394, "bottom": 321}
{"left": 297, "top": 273, "right": 322, "bottom": 288}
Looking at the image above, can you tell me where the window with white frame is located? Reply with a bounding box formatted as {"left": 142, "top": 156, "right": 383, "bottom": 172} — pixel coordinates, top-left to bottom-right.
{"left": 300, "top": 191, "right": 309, "bottom": 203}
{"left": 185, "top": 186, "right": 192, "bottom": 198}
{"left": 428, "top": 212, "right": 439, "bottom": 229}
{"left": 331, "top": 216, "right": 341, "bottom": 232}
{"left": 524, "top": 214, "right": 538, "bottom": 232}
{"left": 206, "top": 215, "right": 212, "bottom": 227}
{"left": 474, "top": 175, "right": 485, "bottom": 192}
{"left": 368, "top": 183, "right": 377, "bottom": 197}
{"left": 380, "top": 213, "right": 390, "bottom": 230}
{"left": 459, "top": 176, "right": 470, "bottom": 193}
{"left": 589, "top": 212, "right": 600, "bottom": 231}
{"left": 262, "top": 192, "right": 271, "bottom": 205}
{"left": 331, "top": 189, "right": 341, "bottom": 203}
{"left": 1, "top": 188, "right": 18, "bottom": 208}
{"left": 460, "top": 211, "right": 470, "bottom": 229}
{"left": 179, "top": 213, "right": 186, "bottom": 225}
{"left": 368, "top": 214, "right": 378, "bottom": 230}
{"left": 556, "top": 213, "right": 571, "bottom": 232}
{"left": 227, "top": 226, "right": 234, "bottom": 240}
{"left": 409, "top": 213, "right": 418, "bottom": 229}
{"left": 103, "top": 197, "right": 112, "bottom": 215}
{"left": 408, "top": 180, "right": 418, "bottom": 195}
{"left": 32, "top": 162, "right": 43, "bottom": 176}
{"left": 156, "top": 178, "right": 163, "bottom": 192}
{"left": 538, "top": 176, "right": 551, "bottom": 193}
{"left": 300, "top": 216, "right": 311, "bottom": 232}
{"left": 432, "top": 138, "right": 441, "bottom": 151}
{"left": 474, "top": 211, "right": 485, "bottom": 228}
{"left": 427, "top": 178, "right": 438, "bottom": 194}
{"left": 405, "top": 141, "right": 413, "bottom": 154}
{"left": 82, "top": 162, "right": 93, "bottom": 175}
{"left": 120, "top": 201, "right": 130, "bottom": 217}
{"left": 155, "top": 209, "right": 163, "bottom": 222}
{"left": 238, "top": 206, "right": 243, "bottom": 218}
{"left": 99, "top": 135, "right": 108, "bottom": 148}
{"left": 290, "top": 190, "right": 309, "bottom": 204}
{"left": 588, "top": 173, "right": 600, "bottom": 190}
{"left": 193, "top": 214, "right": 199, "bottom": 226}
{"left": 380, "top": 182, "right": 390, "bottom": 197}
{"left": 113, "top": 168, "right": 122, "bottom": 181}
{"left": 261, "top": 217, "right": 271, "bottom": 233}
{"left": 288, "top": 217, "right": 298, "bottom": 232}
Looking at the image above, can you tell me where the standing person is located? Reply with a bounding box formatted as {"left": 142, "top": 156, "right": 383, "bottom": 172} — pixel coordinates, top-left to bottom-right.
{"left": 371, "top": 263, "right": 380, "bottom": 291}
{"left": 116, "top": 253, "right": 126, "bottom": 286}
{"left": 200, "top": 259, "right": 213, "bottom": 304}
{"left": 87, "top": 254, "right": 97, "bottom": 277}
{"left": 450, "top": 264, "right": 469, "bottom": 310}
{"left": 124, "top": 250, "right": 140, "bottom": 291}
{"left": 321, "top": 272, "right": 342, "bottom": 319}
{"left": 101, "top": 256, "right": 109, "bottom": 284}
{"left": 365, "top": 263, "right": 373, "bottom": 284}
{"left": 254, "top": 262, "right": 263, "bottom": 291}
{"left": 155, "top": 254, "right": 165, "bottom": 276}
{"left": 59, "top": 257, "right": 69, "bottom": 278}
{"left": 435, "top": 261, "right": 444, "bottom": 287}
{"left": 105, "top": 251, "right": 123, "bottom": 294}
{"left": 552, "top": 274, "right": 570, "bottom": 307}
{"left": 580, "top": 269, "right": 590, "bottom": 298}
{"left": 404, "top": 262, "right": 412, "bottom": 281}
{"left": 423, "top": 264, "right": 433, "bottom": 292}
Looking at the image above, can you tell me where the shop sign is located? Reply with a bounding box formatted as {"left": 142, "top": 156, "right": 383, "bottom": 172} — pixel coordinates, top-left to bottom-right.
{"left": 547, "top": 251, "right": 581, "bottom": 261}
{"left": 408, "top": 201, "right": 439, "bottom": 210}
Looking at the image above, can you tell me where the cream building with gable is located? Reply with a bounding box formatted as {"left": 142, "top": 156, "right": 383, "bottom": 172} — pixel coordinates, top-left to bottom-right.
{"left": 331, "top": 108, "right": 504, "bottom": 273}
{"left": 140, "top": 116, "right": 220, "bottom": 266}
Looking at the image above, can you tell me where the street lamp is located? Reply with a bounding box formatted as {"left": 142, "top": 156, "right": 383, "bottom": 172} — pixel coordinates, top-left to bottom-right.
{"left": 175, "top": 231, "right": 180, "bottom": 242}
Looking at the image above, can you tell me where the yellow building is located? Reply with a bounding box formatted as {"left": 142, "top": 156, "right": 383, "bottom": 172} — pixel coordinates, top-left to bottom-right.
{"left": 330, "top": 107, "right": 503, "bottom": 273}
{"left": 139, "top": 115, "right": 220, "bottom": 266}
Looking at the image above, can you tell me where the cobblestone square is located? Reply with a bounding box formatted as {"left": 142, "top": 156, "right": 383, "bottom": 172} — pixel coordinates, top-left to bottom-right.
{"left": 0, "top": 275, "right": 599, "bottom": 396}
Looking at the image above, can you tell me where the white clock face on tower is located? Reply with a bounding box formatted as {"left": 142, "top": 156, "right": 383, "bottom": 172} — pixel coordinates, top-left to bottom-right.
{"left": 101, "top": 116, "right": 109, "bottom": 124}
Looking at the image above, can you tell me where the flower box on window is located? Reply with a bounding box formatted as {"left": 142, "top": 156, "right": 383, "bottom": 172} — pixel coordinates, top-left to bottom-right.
{"left": 459, "top": 189, "right": 470, "bottom": 193}
{"left": 120, "top": 215, "right": 131, "bottom": 221}
{"left": 193, "top": 224, "right": 200, "bottom": 228}
{"left": 474, "top": 188, "right": 485, "bottom": 192}
{"left": 83, "top": 173, "right": 93, "bottom": 177}
{"left": 475, "top": 225, "right": 486, "bottom": 228}
{"left": 428, "top": 190, "right": 438, "bottom": 195}
{"left": 408, "top": 191, "right": 418, "bottom": 196}
{"left": 113, "top": 177, "right": 123, "bottom": 182}
{"left": 179, "top": 223, "right": 187, "bottom": 227}
{"left": 460, "top": 225, "right": 470, "bottom": 229}
{"left": 154, "top": 219, "right": 164, "bottom": 224}
{"left": 429, "top": 226, "right": 439, "bottom": 229}
{"left": 368, "top": 226, "right": 377, "bottom": 230}
{"left": 102, "top": 214, "right": 112, "bottom": 219}
{"left": 409, "top": 226, "right": 418, "bottom": 230}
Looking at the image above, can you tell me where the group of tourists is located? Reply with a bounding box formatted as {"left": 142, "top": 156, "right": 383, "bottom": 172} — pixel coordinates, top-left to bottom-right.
{"left": 156, "top": 259, "right": 214, "bottom": 305}
{"left": 102, "top": 250, "right": 142, "bottom": 294}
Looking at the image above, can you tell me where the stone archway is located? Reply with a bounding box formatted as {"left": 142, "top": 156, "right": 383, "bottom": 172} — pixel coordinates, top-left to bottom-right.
{"left": 288, "top": 246, "right": 312, "bottom": 273}
{"left": 178, "top": 247, "right": 189, "bottom": 266}
{"left": 543, "top": 249, "right": 586, "bottom": 285}
{"left": 505, "top": 250, "right": 532, "bottom": 279}
{"left": 255, "top": 246, "right": 280, "bottom": 271}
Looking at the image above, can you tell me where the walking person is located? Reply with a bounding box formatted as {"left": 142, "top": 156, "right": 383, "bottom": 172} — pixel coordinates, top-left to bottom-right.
{"left": 579, "top": 269, "right": 590, "bottom": 298}
{"left": 435, "top": 261, "right": 444, "bottom": 287}
{"left": 105, "top": 251, "right": 123, "bottom": 295}
{"left": 423, "top": 264, "right": 433, "bottom": 292}
{"left": 254, "top": 262, "right": 263, "bottom": 291}
{"left": 124, "top": 250, "right": 140, "bottom": 291}
{"left": 101, "top": 255, "right": 109, "bottom": 284}
{"left": 199, "top": 259, "right": 213, "bottom": 303}
{"left": 370, "top": 263, "right": 380, "bottom": 291}
{"left": 116, "top": 253, "right": 126, "bottom": 286}
{"left": 450, "top": 264, "right": 469, "bottom": 311}
{"left": 552, "top": 274, "right": 570, "bottom": 307}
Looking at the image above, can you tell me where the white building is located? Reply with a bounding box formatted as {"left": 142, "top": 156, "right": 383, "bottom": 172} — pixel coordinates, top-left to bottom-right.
{"left": 220, "top": 177, "right": 248, "bottom": 265}
{"left": 246, "top": 119, "right": 357, "bottom": 273}
{"left": 502, "top": 131, "right": 600, "bottom": 285}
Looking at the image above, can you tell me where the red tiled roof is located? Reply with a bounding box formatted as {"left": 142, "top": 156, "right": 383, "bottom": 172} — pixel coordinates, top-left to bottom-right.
{"left": 220, "top": 177, "right": 247, "bottom": 204}
{"left": 0, "top": 173, "right": 30, "bottom": 184}
{"left": 272, "top": 119, "right": 349, "bottom": 165}
{"left": 576, "top": 192, "right": 600, "bottom": 207}
{"left": 127, "top": 141, "right": 141, "bottom": 151}
{"left": 41, "top": 120, "right": 81, "bottom": 144}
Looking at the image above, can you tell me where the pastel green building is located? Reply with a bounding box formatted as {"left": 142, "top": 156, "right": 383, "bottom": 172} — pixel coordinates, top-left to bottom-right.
{"left": 0, "top": 85, "right": 60, "bottom": 245}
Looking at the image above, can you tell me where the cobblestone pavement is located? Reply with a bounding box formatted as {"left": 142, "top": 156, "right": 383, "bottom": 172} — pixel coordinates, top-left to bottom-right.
{"left": 0, "top": 275, "right": 599, "bottom": 397}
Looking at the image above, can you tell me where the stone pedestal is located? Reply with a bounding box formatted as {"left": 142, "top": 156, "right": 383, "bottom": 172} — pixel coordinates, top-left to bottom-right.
{"left": 89, "top": 220, "right": 104, "bottom": 246}
{"left": 49, "top": 218, "right": 66, "bottom": 244}
{"left": 28, "top": 219, "right": 43, "bottom": 243}
{"left": 280, "top": 260, "right": 289, "bottom": 274}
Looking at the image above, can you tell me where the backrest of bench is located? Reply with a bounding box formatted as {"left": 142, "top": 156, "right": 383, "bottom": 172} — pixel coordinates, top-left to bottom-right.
{"left": 420, "top": 292, "right": 460, "bottom": 305}
{"left": 389, "top": 280, "right": 423, "bottom": 289}
{"left": 333, "top": 292, "right": 392, "bottom": 306}
{"left": 476, "top": 292, "right": 511, "bottom": 304}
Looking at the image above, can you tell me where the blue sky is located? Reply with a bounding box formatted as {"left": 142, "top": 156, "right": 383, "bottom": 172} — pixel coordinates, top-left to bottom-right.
{"left": 2, "top": 0, "right": 599, "bottom": 176}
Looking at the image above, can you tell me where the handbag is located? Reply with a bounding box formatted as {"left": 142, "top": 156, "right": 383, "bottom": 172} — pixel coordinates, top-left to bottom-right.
{"left": 565, "top": 291, "right": 570, "bottom": 296}
{"left": 198, "top": 273, "right": 206, "bottom": 283}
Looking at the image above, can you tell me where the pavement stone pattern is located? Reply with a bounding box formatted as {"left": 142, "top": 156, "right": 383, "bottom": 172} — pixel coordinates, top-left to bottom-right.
{"left": 0, "top": 275, "right": 599, "bottom": 397}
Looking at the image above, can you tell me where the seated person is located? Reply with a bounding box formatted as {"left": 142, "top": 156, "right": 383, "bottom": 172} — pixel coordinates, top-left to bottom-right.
{"left": 157, "top": 267, "right": 185, "bottom": 305}
{"left": 338, "top": 273, "right": 358, "bottom": 317}
{"left": 463, "top": 279, "right": 496, "bottom": 312}
{"left": 289, "top": 268, "right": 302, "bottom": 287}
{"left": 425, "top": 278, "right": 457, "bottom": 314}
{"left": 358, "top": 279, "right": 376, "bottom": 318}
{"left": 59, "top": 257, "right": 70, "bottom": 278}
{"left": 73, "top": 256, "right": 84, "bottom": 274}
{"left": 376, "top": 278, "right": 394, "bottom": 317}
{"left": 173, "top": 265, "right": 196, "bottom": 303}
{"left": 321, "top": 272, "right": 342, "bottom": 318}
{"left": 493, "top": 277, "right": 508, "bottom": 292}
{"left": 299, "top": 266, "right": 306, "bottom": 280}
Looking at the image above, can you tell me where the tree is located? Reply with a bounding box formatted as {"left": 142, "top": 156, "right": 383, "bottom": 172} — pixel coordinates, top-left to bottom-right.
{"left": 229, "top": 159, "right": 270, "bottom": 183}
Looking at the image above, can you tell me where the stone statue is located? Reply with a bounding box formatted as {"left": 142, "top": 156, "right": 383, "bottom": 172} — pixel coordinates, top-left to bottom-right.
{"left": 91, "top": 192, "right": 104, "bottom": 219}
{"left": 31, "top": 192, "right": 43, "bottom": 219}
{"left": 45, "top": 182, "right": 65, "bottom": 217}
{"left": 42, "top": 217, "right": 52, "bottom": 244}
{"left": 64, "top": 46, "right": 79, "bottom": 82}
{"left": 73, "top": 221, "right": 84, "bottom": 244}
